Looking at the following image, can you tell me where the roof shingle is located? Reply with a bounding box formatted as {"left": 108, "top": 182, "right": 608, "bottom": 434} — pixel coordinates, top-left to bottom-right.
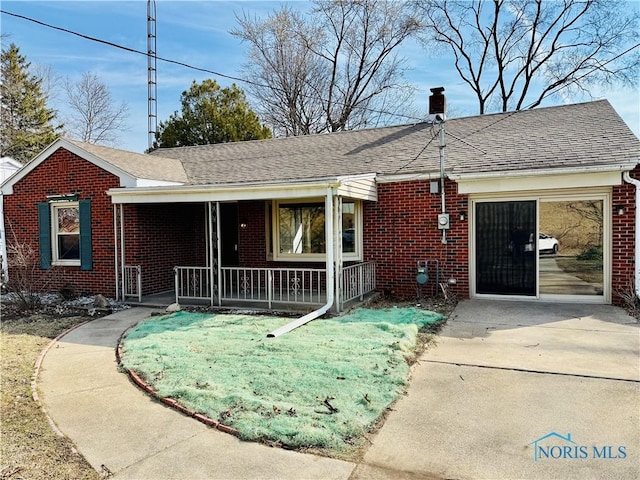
{"left": 140, "top": 100, "right": 638, "bottom": 185}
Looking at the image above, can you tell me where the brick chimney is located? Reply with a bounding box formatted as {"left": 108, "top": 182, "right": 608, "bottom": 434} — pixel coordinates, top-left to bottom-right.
{"left": 429, "top": 87, "right": 446, "bottom": 117}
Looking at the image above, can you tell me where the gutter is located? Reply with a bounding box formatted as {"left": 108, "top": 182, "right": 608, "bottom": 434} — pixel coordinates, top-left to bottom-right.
{"left": 623, "top": 171, "right": 640, "bottom": 299}
{"left": 449, "top": 162, "right": 637, "bottom": 181}
{"left": 267, "top": 186, "right": 336, "bottom": 337}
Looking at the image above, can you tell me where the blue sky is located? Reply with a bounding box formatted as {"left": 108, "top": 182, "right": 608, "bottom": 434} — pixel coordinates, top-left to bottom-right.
{"left": 2, "top": 0, "right": 639, "bottom": 153}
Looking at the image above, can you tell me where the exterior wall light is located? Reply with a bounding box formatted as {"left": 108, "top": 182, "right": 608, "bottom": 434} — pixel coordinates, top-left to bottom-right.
{"left": 459, "top": 211, "right": 466, "bottom": 221}
{"left": 615, "top": 205, "right": 625, "bottom": 215}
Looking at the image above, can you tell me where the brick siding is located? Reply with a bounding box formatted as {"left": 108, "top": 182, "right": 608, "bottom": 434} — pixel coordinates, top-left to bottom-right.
{"left": 3, "top": 147, "right": 119, "bottom": 296}
{"left": 611, "top": 166, "right": 638, "bottom": 305}
{"left": 4, "top": 149, "right": 636, "bottom": 306}
{"left": 363, "top": 179, "right": 469, "bottom": 300}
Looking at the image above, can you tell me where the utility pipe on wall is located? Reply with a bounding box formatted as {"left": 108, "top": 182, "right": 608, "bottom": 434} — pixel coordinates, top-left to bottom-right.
{"left": 267, "top": 186, "right": 336, "bottom": 338}
{"left": 438, "top": 118, "right": 447, "bottom": 245}
{"left": 623, "top": 171, "right": 640, "bottom": 299}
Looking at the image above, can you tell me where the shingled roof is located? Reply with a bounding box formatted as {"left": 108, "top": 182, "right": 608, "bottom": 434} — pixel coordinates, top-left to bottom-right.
{"left": 66, "top": 139, "right": 188, "bottom": 184}
{"left": 149, "top": 100, "right": 639, "bottom": 185}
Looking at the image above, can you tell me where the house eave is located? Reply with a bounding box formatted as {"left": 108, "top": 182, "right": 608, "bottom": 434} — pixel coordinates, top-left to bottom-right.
{"left": 452, "top": 163, "right": 637, "bottom": 194}
{"left": 107, "top": 174, "right": 378, "bottom": 204}
{"left": 0, "top": 138, "right": 139, "bottom": 194}
{"left": 449, "top": 162, "right": 637, "bottom": 181}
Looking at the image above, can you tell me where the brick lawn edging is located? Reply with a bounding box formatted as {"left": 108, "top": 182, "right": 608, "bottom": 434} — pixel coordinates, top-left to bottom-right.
{"left": 115, "top": 334, "right": 240, "bottom": 437}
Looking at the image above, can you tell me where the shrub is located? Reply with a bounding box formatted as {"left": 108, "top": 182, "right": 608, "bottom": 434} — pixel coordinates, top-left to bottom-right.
{"left": 616, "top": 278, "right": 640, "bottom": 321}
{"left": 4, "top": 242, "right": 43, "bottom": 311}
{"left": 577, "top": 245, "right": 603, "bottom": 261}
{"left": 59, "top": 282, "right": 78, "bottom": 300}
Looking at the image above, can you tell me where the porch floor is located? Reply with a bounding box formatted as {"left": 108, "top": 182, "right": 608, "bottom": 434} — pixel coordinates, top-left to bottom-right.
{"left": 124, "top": 291, "right": 378, "bottom": 314}
{"left": 125, "top": 291, "right": 323, "bottom": 314}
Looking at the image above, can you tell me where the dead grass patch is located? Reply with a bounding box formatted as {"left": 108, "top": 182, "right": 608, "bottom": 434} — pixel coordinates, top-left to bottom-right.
{"left": 1, "top": 312, "right": 100, "bottom": 480}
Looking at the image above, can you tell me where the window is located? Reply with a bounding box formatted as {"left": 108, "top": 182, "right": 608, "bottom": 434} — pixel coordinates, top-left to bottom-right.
{"left": 279, "top": 203, "right": 326, "bottom": 255}
{"left": 53, "top": 203, "right": 80, "bottom": 263}
{"left": 272, "top": 199, "right": 361, "bottom": 261}
{"left": 38, "top": 200, "right": 92, "bottom": 270}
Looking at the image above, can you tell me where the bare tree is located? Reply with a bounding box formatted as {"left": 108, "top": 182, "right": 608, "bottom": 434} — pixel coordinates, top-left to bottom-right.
{"left": 63, "top": 72, "right": 129, "bottom": 144}
{"left": 415, "top": 0, "right": 640, "bottom": 113}
{"left": 233, "top": 0, "right": 420, "bottom": 136}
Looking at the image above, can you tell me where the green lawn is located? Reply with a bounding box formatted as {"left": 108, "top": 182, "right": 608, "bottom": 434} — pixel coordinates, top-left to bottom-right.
{"left": 555, "top": 256, "right": 603, "bottom": 284}
{"left": 120, "top": 307, "right": 443, "bottom": 457}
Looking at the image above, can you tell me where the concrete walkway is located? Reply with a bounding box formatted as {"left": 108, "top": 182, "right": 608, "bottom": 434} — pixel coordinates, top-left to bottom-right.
{"left": 38, "top": 308, "right": 355, "bottom": 480}
{"left": 359, "top": 300, "right": 640, "bottom": 479}
{"left": 38, "top": 301, "right": 640, "bottom": 479}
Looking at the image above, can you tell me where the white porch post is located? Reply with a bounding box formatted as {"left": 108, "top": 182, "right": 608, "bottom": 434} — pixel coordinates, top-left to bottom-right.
{"left": 113, "top": 204, "right": 119, "bottom": 300}
{"left": 119, "top": 204, "right": 125, "bottom": 302}
{"left": 334, "top": 195, "right": 343, "bottom": 312}
{"left": 325, "top": 188, "right": 336, "bottom": 312}
{"left": 216, "top": 201, "right": 222, "bottom": 307}
{"left": 207, "top": 201, "right": 221, "bottom": 307}
{"left": 208, "top": 202, "right": 214, "bottom": 306}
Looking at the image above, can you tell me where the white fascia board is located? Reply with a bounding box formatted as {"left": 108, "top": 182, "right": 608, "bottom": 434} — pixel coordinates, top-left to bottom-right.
{"left": 449, "top": 162, "right": 637, "bottom": 181}
{"left": 135, "top": 178, "right": 185, "bottom": 187}
{"left": 0, "top": 138, "right": 138, "bottom": 194}
{"left": 107, "top": 179, "right": 342, "bottom": 204}
{"left": 375, "top": 171, "right": 440, "bottom": 183}
{"left": 455, "top": 167, "right": 631, "bottom": 194}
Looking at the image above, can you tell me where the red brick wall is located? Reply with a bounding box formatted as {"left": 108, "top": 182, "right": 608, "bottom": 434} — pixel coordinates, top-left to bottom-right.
{"left": 123, "top": 203, "right": 207, "bottom": 294}
{"left": 237, "top": 183, "right": 470, "bottom": 301}
{"left": 3, "top": 147, "right": 120, "bottom": 296}
{"left": 238, "top": 201, "right": 268, "bottom": 266}
{"left": 612, "top": 166, "right": 638, "bottom": 305}
{"left": 363, "top": 179, "right": 469, "bottom": 300}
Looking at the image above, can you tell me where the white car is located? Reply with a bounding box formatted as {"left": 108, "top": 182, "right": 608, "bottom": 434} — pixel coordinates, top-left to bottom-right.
{"left": 538, "top": 233, "right": 559, "bottom": 254}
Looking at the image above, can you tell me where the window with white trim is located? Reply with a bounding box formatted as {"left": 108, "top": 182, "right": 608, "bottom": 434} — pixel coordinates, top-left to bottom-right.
{"left": 38, "top": 199, "right": 92, "bottom": 270}
{"left": 52, "top": 202, "right": 80, "bottom": 264}
{"left": 272, "top": 199, "right": 362, "bottom": 261}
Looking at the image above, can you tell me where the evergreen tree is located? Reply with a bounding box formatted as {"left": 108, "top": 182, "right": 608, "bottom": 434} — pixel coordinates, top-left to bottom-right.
{"left": 157, "top": 79, "right": 271, "bottom": 148}
{"left": 0, "top": 43, "right": 61, "bottom": 163}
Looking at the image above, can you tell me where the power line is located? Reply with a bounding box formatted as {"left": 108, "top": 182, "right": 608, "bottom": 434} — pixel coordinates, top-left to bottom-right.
{"left": 1, "top": 10, "right": 252, "bottom": 85}
{"left": 0, "top": 9, "right": 427, "bottom": 124}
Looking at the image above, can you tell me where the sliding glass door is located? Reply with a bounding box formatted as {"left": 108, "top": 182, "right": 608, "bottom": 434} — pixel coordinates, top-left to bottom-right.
{"left": 474, "top": 194, "right": 607, "bottom": 300}
{"left": 539, "top": 200, "right": 604, "bottom": 297}
{"left": 475, "top": 201, "right": 537, "bottom": 296}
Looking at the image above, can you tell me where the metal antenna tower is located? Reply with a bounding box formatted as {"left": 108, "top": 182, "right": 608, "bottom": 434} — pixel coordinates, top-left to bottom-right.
{"left": 147, "top": 0, "right": 158, "bottom": 151}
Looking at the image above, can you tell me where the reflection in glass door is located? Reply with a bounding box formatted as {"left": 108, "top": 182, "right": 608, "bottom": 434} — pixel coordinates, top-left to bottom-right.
{"left": 476, "top": 201, "right": 537, "bottom": 296}
{"left": 539, "top": 200, "right": 604, "bottom": 296}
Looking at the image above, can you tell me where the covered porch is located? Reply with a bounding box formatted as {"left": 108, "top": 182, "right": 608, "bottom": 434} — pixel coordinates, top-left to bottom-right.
{"left": 107, "top": 175, "right": 378, "bottom": 314}
{"left": 124, "top": 262, "right": 376, "bottom": 312}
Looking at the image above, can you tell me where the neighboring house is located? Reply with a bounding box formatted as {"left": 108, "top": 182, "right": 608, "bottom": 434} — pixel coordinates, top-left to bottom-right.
{"left": 1, "top": 99, "right": 638, "bottom": 312}
{"left": 0, "top": 157, "right": 24, "bottom": 284}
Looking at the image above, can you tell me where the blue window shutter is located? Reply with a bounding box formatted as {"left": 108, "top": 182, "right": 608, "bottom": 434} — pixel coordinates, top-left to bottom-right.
{"left": 38, "top": 202, "right": 52, "bottom": 269}
{"left": 79, "top": 200, "right": 92, "bottom": 270}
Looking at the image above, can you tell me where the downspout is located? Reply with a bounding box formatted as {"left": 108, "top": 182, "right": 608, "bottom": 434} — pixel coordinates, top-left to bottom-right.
{"left": 623, "top": 171, "right": 640, "bottom": 299}
{"left": 267, "top": 186, "right": 335, "bottom": 338}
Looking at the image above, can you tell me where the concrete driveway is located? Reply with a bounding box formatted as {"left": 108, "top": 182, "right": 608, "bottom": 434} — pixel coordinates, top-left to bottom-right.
{"left": 353, "top": 299, "right": 640, "bottom": 479}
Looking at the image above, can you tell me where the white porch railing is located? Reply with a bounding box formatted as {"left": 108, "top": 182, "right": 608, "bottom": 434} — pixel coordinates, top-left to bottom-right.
{"left": 342, "top": 261, "right": 376, "bottom": 306}
{"left": 173, "top": 262, "right": 375, "bottom": 309}
{"left": 124, "top": 265, "right": 142, "bottom": 302}
{"left": 174, "top": 266, "right": 213, "bottom": 303}
{"left": 220, "top": 267, "right": 325, "bottom": 308}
